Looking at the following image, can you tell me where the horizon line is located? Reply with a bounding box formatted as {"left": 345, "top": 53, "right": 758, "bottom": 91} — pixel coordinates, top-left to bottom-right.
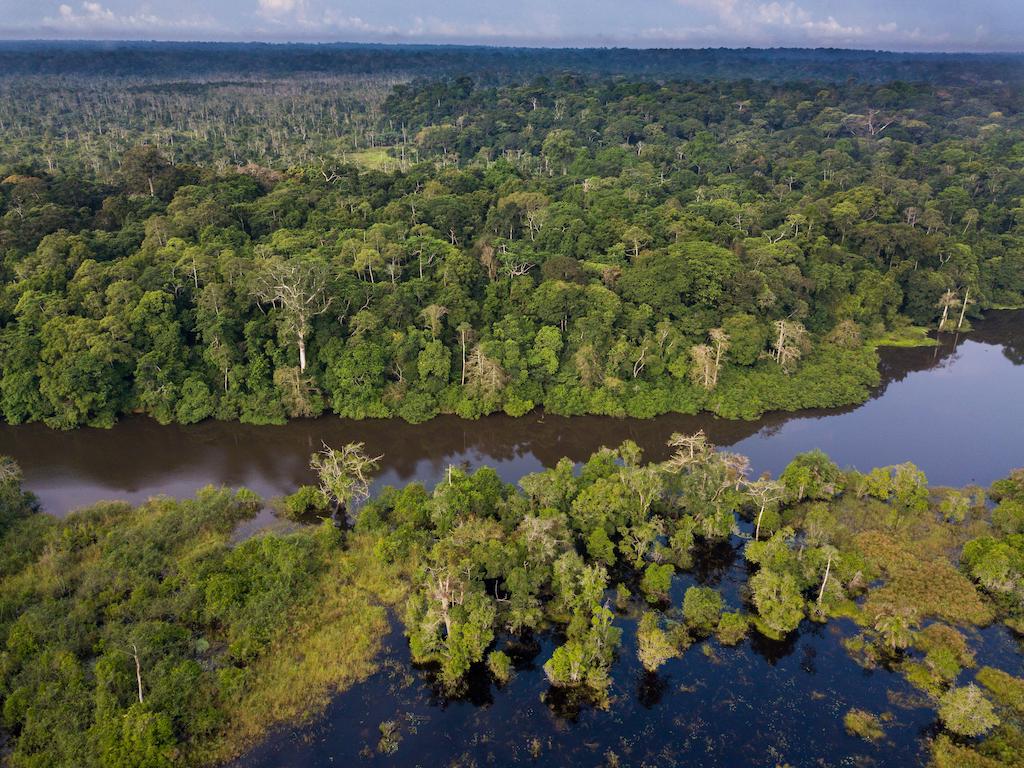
{"left": 0, "top": 38, "right": 1023, "bottom": 56}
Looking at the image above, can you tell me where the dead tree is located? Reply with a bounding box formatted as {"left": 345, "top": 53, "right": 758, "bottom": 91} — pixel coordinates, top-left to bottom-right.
{"left": 252, "top": 256, "right": 332, "bottom": 372}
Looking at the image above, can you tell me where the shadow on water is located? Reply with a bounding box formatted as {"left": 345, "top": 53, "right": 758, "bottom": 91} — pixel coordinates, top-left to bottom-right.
{"left": 1, "top": 310, "right": 1021, "bottom": 519}
{"left": 0, "top": 314, "right": 1012, "bottom": 767}
{"left": 236, "top": 516, "right": 998, "bottom": 768}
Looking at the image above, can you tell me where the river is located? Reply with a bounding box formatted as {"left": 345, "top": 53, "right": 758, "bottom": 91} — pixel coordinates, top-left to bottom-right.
{"left": 2, "top": 312, "right": 1022, "bottom": 767}
{"left": 0, "top": 311, "right": 1021, "bottom": 524}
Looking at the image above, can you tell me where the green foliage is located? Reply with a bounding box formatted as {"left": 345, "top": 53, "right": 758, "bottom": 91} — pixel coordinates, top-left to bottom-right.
{"left": 586, "top": 526, "right": 617, "bottom": 567}
{"left": 636, "top": 612, "right": 680, "bottom": 672}
{"left": 281, "top": 485, "right": 329, "bottom": 520}
{"left": 487, "top": 650, "right": 513, "bottom": 685}
{"left": 6, "top": 70, "right": 1021, "bottom": 430}
{"left": 682, "top": 587, "right": 723, "bottom": 634}
{"left": 750, "top": 569, "right": 805, "bottom": 639}
{"left": 0, "top": 471, "right": 404, "bottom": 767}
{"left": 640, "top": 563, "right": 675, "bottom": 604}
{"left": 543, "top": 606, "right": 621, "bottom": 697}
{"left": 3, "top": 444, "right": 1023, "bottom": 763}
{"left": 779, "top": 451, "right": 845, "bottom": 503}
{"left": 939, "top": 685, "right": 1000, "bottom": 737}
{"left": 715, "top": 612, "right": 749, "bottom": 646}
{"left": 843, "top": 708, "right": 885, "bottom": 742}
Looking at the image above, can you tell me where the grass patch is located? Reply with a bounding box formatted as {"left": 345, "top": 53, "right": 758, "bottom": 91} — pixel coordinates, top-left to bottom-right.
{"left": 208, "top": 533, "right": 414, "bottom": 763}
{"left": 977, "top": 667, "right": 1024, "bottom": 715}
{"left": 869, "top": 326, "right": 938, "bottom": 348}
{"left": 345, "top": 147, "right": 396, "bottom": 171}
{"left": 844, "top": 708, "right": 886, "bottom": 741}
{"left": 856, "top": 530, "right": 993, "bottom": 626}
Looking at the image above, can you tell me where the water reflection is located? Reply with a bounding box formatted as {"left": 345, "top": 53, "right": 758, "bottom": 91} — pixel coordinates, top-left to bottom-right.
{"left": 0, "top": 311, "right": 1021, "bottom": 517}
{"left": 234, "top": 498, "right": 1007, "bottom": 768}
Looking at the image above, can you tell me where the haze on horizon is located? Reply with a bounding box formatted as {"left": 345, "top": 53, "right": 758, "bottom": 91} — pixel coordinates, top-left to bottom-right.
{"left": 0, "top": 0, "right": 1022, "bottom": 53}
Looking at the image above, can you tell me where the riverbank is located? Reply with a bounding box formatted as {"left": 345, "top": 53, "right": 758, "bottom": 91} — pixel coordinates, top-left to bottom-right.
{"left": 1, "top": 310, "right": 1020, "bottom": 520}
{"left": 2, "top": 439, "right": 1021, "bottom": 768}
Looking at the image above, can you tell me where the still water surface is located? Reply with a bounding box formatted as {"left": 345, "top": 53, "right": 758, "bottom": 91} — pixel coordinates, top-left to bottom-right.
{"left": 0, "top": 312, "right": 1021, "bottom": 519}
{"left": 235, "top": 527, "right": 1024, "bottom": 768}
{"left": 2, "top": 313, "right": 1021, "bottom": 767}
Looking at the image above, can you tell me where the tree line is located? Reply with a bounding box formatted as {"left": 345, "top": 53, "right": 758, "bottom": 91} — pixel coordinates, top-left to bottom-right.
{"left": 2, "top": 74, "right": 1021, "bottom": 428}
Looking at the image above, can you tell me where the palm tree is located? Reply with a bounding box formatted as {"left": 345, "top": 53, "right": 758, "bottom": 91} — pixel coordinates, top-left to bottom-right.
{"left": 874, "top": 610, "right": 917, "bottom": 651}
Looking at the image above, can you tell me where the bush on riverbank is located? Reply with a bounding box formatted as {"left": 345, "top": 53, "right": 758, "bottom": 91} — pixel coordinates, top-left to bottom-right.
{"left": 0, "top": 466, "right": 412, "bottom": 767}
{"left": 0, "top": 440, "right": 1022, "bottom": 767}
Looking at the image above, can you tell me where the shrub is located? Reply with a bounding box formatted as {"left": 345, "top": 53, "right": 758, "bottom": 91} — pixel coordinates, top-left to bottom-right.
{"left": 682, "top": 586, "right": 723, "bottom": 634}
{"left": 487, "top": 651, "right": 513, "bottom": 684}
{"left": 281, "top": 485, "right": 329, "bottom": 520}
{"left": 715, "top": 612, "right": 749, "bottom": 645}
{"left": 939, "top": 685, "right": 1000, "bottom": 737}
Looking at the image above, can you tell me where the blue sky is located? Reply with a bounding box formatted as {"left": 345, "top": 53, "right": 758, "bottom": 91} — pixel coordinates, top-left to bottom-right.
{"left": 1, "top": 0, "right": 1022, "bottom": 51}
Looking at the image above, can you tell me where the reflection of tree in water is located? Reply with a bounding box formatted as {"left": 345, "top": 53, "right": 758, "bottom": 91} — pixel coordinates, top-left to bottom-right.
{"left": 870, "top": 311, "right": 1021, "bottom": 396}
{"left": 504, "top": 634, "right": 544, "bottom": 670}
{"left": 1003, "top": 342, "right": 1024, "bottom": 366}
{"left": 800, "top": 642, "right": 818, "bottom": 675}
{"left": 541, "top": 683, "right": 588, "bottom": 722}
{"left": 749, "top": 626, "right": 800, "bottom": 665}
{"left": 420, "top": 659, "right": 495, "bottom": 709}
{"left": 690, "top": 539, "right": 739, "bottom": 587}
{"left": 636, "top": 670, "right": 670, "bottom": 709}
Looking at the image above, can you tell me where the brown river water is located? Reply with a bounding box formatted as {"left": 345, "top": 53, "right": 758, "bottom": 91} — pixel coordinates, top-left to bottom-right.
{"left": 0, "top": 311, "right": 1021, "bottom": 527}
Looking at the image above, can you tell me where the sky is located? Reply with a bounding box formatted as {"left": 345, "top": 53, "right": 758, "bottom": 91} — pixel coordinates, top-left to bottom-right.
{"left": 1, "top": 0, "right": 1022, "bottom": 52}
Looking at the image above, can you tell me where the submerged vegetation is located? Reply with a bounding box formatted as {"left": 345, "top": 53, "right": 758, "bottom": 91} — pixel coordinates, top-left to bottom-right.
{"left": 0, "top": 436, "right": 1021, "bottom": 766}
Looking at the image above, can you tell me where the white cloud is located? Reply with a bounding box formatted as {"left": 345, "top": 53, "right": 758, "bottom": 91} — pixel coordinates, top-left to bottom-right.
{"left": 44, "top": 2, "right": 215, "bottom": 33}
{"left": 258, "top": 0, "right": 298, "bottom": 12}
{"left": 257, "top": 0, "right": 306, "bottom": 20}
{"left": 313, "top": 9, "right": 562, "bottom": 44}
{"left": 671, "top": 0, "right": 865, "bottom": 44}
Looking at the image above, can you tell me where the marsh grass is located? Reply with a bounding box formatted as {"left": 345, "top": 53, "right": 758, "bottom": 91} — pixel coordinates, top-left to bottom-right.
{"left": 855, "top": 531, "right": 993, "bottom": 626}
{"left": 869, "top": 326, "right": 939, "bottom": 348}
{"left": 843, "top": 708, "right": 885, "bottom": 741}
{"left": 207, "top": 533, "right": 415, "bottom": 763}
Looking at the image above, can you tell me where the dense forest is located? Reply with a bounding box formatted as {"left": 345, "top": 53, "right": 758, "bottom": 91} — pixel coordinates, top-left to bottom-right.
{"left": 2, "top": 61, "right": 1023, "bottom": 428}
{"left": 2, "top": 42, "right": 1023, "bottom": 768}
{"left": 4, "top": 42, "right": 1024, "bottom": 82}
{"left": 0, "top": 439, "right": 1022, "bottom": 766}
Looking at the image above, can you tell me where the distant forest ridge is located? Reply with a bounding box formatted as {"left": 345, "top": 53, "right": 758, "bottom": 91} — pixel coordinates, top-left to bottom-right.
{"left": 2, "top": 41, "right": 1024, "bottom": 83}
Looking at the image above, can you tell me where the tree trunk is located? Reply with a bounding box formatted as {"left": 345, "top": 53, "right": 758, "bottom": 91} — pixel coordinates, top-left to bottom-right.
{"left": 817, "top": 554, "right": 833, "bottom": 607}
{"left": 460, "top": 331, "right": 467, "bottom": 385}
{"left": 298, "top": 331, "right": 307, "bottom": 372}
{"left": 131, "top": 644, "right": 144, "bottom": 704}
{"left": 957, "top": 288, "right": 970, "bottom": 330}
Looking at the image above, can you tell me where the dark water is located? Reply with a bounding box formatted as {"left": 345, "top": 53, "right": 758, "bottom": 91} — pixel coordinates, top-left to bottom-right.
{"left": 235, "top": 521, "right": 1024, "bottom": 768}
{"left": 0, "top": 312, "right": 1021, "bottom": 522}
{"left": 1, "top": 312, "right": 1020, "bottom": 767}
